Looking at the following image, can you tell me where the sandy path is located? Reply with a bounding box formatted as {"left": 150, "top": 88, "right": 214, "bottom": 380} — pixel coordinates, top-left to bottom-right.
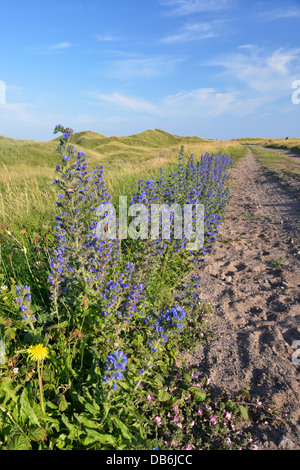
{"left": 182, "top": 148, "right": 300, "bottom": 450}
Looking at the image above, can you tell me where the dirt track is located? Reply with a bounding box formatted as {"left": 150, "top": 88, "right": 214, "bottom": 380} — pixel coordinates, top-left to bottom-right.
{"left": 183, "top": 148, "right": 300, "bottom": 450}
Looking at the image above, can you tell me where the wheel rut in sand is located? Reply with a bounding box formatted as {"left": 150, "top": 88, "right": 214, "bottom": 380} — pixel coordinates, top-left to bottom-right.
{"left": 181, "top": 148, "right": 300, "bottom": 450}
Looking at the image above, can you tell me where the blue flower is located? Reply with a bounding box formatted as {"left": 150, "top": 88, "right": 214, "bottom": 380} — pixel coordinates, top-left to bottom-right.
{"left": 104, "top": 350, "right": 128, "bottom": 390}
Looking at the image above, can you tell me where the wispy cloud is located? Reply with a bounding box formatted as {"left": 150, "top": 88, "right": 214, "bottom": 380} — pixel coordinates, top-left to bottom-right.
{"left": 210, "top": 46, "right": 300, "bottom": 95}
{"left": 96, "top": 34, "right": 121, "bottom": 42}
{"left": 86, "top": 45, "right": 300, "bottom": 127}
{"left": 161, "top": 20, "right": 222, "bottom": 43}
{"left": 107, "top": 55, "right": 184, "bottom": 79}
{"left": 48, "top": 42, "right": 72, "bottom": 50}
{"left": 160, "top": 0, "right": 231, "bottom": 15}
{"left": 261, "top": 7, "right": 300, "bottom": 21}
{"left": 90, "top": 91, "right": 157, "bottom": 113}
{"left": 162, "top": 87, "right": 237, "bottom": 117}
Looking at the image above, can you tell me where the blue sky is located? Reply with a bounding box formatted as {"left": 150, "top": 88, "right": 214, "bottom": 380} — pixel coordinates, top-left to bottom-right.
{"left": 0, "top": 0, "right": 300, "bottom": 141}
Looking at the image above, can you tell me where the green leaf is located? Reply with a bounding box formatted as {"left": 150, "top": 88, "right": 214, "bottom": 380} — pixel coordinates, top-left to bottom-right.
{"left": 183, "top": 373, "right": 192, "bottom": 383}
{"left": 74, "top": 413, "right": 100, "bottom": 429}
{"left": 193, "top": 390, "right": 206, "bottom": 402}
{"left": 83, "top": 428, "right": 116, "bottom": 447}
{"left": 158, "top": 389, "right": 171, "bottom": 402}
{"left": 77, "top": 392, "right": 101, "bottom": 414}
{"left": 157, "top": 360, "right": 168, "bottom": 374}
{"left": 4, "top": 328, "right": 16, "bottom": 341}
{"left": 112, "top": 416, "right": 132, "bottom": 441}
{"left": 29, "top": 427, "right": 47, "bottom": 442}
{"left": 7, "top": 434, "right": 32, "bottom": 450}
{"left": 20, "top": 387, "right": 41, "bottom": 426}
{"left": 57, "top": 394, "right": 68, "bottom": 412}
{"left": 238, "top": 405, "right": 249, "bottom": 420}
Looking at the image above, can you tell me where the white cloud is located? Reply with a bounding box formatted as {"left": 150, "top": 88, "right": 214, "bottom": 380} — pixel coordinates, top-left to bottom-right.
{"left": 210, "top": 46, "right": 300, "bottom": 96}
{"left": 96, "top": 34, "right": 120, "bottom": 42}
{"left": 48, "top": 42, "right": 71, "bottom": 50}
{"left": 161, "top": 0, "right": 231, "bottom": 15}
{"left": 90, "top": 91, "right": 158, "bottom": 113}
{"left": 261, "top": 7, "right": 300, "bottom": 21}
{"left": 107, "top": 56, "right": 184, "bottom": 79}
{"left": 87, "top": 46, "right": 300, "bottom": 126}
{"left": 162, "top": 88, "right": 237, "bottom": 117}
{"left": 161, "top": 21, "right": 221, "bottom": 43}
{"left": 88, "top": 87, "right": 243, "bottom": 120}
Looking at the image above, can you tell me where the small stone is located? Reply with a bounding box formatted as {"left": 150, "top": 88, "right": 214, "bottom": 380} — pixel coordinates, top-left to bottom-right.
{"left": 225, "top": 276, "right": 232, "bottom": 283}
{"left": 278, "top": 435, "right": 297, "bottom": 450}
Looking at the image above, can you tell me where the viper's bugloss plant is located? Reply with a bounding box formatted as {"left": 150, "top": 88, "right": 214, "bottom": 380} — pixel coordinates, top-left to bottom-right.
{"left": 130, "top": 145, "right": 232, "bottom": 265}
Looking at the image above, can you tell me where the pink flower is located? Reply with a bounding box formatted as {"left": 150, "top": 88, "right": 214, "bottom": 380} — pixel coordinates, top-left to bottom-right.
{"left": 147, "top": 394, "right": 154, "bottom": 404}
{"left": 154, "top": 416, "right": 161, "bottom": 425}
{"left": 210, "top": 416, "right": 216, "bottom": 425}
{"left": 114, "top": 342, "right": 119, "bottom": 349}
{"left": 185, "top": 444, "right": 193, "bottom": 450}
{"left": 173, "top": 405, "right": 179, "bottom": 415}
{"left": 173, "top": 441, "right": 178, "bottom": 447}
{"left": 177, "top": 423, "right": 182, "bottom": 428}
{"left": 164, "top": 441, "right": 171, "bottom": 446}
{"left": 197, "top": 408, "right": 203, "bottom": 416}
{"left": 190, "top": 421, "right": 195, "bottom": 427}
{"left": 225, "top": 411, "right": 231, "bottom": 421}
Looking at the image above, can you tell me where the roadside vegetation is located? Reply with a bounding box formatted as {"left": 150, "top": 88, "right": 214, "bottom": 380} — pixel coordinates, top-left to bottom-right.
{"left": 249, "top": 146, "right": 300, "bottom": 194}
{"left": 0, "top": 126, "right": 286, "bottom": 450}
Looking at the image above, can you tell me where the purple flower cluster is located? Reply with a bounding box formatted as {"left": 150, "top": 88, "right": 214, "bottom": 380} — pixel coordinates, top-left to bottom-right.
{"left": 130, "top": 145, "right": 232, "bottom": 262}
{"left": 49, "top": 127, "right": 121, "bottom": 311}
{"left": 103, "top": 350, "right": 128, "bottom": 390}
{"left": 14, "top": 285, "right": 35, "bottom": 323}
{"left": 145, "top": 305, "right": 186, "bottom": 344}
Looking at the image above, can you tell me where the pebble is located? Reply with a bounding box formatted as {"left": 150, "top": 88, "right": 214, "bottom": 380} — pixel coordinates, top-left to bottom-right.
{"left": 278, "top": 435, "right": 298, "bottom": 450}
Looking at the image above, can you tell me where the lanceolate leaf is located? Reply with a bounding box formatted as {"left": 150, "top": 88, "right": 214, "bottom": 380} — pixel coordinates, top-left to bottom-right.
{"left": 238, "top": 405, "right": 249, "bottom": 420}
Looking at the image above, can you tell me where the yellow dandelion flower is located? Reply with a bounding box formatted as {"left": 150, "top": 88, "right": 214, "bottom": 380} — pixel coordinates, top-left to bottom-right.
{"left": 27, "top": 344, "right": 49, "bottom": 361}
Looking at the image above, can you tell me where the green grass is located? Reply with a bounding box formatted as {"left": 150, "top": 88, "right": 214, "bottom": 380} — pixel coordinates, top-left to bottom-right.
{"left": 262, "top": 138, "right": 300, "bottom": 155}
{"left": 249, "top": 145, "right": 300, "bottom": 193}
{"left": 0, "top": 129, "right": 247, "bottom": 237}
{"left": 266, "top": 258, "right": 285, "bottom": 268}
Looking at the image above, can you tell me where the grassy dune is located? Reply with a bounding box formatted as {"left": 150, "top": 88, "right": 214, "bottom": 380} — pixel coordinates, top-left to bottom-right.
{"left": 262, "top": 138, "right": 300, "bottom": 154}
{"left": 0, "top": 129, "right": 246, "bottom": 236}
